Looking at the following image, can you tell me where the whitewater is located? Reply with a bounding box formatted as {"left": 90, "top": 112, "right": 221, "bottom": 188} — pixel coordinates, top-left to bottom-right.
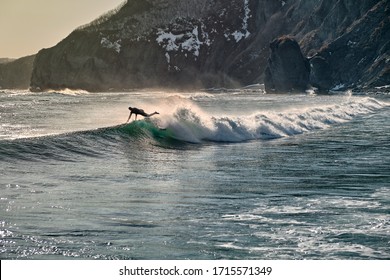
{"left": 0, "top": 88, "right": 389, "bottom": 259}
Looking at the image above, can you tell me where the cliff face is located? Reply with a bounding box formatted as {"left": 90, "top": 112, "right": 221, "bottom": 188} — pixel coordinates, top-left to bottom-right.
{"left": 31, "top": 0, "right": 256, "bottom": 91}
{"left": 307, "top": 0, "right": 390, "bottom": 91}
{"left": 30, "top": 0, "right": 389, "bottom": 92}
{"left": 0, "top": 55, "right": 35, "bottom": 89}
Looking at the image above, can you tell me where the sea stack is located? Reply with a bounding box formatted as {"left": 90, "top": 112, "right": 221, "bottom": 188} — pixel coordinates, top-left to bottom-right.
{"left": 264, "top": 36, "right": 310, "bottom": 93}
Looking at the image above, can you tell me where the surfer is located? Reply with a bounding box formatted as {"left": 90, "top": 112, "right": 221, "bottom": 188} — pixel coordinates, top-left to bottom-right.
{"left": 126, "top": 107, "right": 159, "bottom": 122}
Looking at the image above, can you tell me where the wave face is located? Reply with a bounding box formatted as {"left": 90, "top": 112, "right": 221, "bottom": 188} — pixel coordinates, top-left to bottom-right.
{"left": 148, "top": 96, "right": 386, "bottom": 143}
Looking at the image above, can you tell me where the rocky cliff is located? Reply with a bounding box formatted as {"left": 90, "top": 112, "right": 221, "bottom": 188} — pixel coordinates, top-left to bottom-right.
{"left": 29, "top": 0, "right": 389, "bottom": 92}
{"left": 0, "top": 55, "right": 35, "bottom": 89}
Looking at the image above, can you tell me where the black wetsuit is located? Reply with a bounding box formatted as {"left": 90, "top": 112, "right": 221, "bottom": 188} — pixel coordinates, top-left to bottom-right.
{"left": 127, "top": 107, "right": 159, "bottom": 122}
{"left": 130, "top": 107, "right": 148, "bottom": 117}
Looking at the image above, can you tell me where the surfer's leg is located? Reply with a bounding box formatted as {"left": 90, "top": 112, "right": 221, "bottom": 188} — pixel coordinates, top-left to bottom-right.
{"left": 146, "top": 112, "right": 159, "bottom": 117}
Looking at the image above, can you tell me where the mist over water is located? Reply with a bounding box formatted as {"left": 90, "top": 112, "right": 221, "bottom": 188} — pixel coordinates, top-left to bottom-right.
{"left": 1, "top": 89, "right": 389, "bottom": 259}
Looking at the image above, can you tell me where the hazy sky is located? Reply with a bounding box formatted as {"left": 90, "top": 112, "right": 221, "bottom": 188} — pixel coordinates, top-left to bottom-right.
{"left": 0, "top": 0, "right": 125, "bottom": 58}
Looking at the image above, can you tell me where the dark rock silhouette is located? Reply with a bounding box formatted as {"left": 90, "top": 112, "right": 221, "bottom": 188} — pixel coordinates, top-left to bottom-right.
{"left": 264, "top": 36, "right": 310, "bottom": 93}
{"left": 309, "top": 56, "right": 332, "bottom": 92}
{"left": 0, "top": 55, "right": 35, "bottom": 89}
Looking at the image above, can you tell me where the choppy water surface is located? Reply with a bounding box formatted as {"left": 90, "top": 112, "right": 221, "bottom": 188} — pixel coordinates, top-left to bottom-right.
{"left": 0, "top": 89, "right": 389, "bottom": 259}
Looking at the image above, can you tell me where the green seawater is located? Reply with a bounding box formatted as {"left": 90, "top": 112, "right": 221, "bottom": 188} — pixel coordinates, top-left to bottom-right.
{"left": 1, "top": 89, "right": 389, "bottom": 259}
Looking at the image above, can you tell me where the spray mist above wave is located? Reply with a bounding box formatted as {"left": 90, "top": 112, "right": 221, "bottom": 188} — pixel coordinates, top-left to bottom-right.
{"left": 153, "top": 97, "right": 387, "bottom": 143}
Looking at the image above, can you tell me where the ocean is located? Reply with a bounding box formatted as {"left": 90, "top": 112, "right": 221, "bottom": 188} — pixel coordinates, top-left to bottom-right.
{"left": 0, "top": 88, "right": 389, "bottom": 260}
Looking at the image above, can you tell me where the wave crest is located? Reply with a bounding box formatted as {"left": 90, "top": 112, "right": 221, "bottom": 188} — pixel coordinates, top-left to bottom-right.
{"left": 153, "top": 97, "right": 386, "bottom": 143}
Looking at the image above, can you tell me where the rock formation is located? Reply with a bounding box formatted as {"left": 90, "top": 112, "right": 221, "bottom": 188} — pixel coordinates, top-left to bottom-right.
{"left": 0, "top": 55, "right": 35, "bottom": 89}
{"left": 264, "top": 0, "right": 389, "bottom": 93}
{"left": 308, "top": 0, "right": 390, "bottom": 91}
{"left": 30, "top": 0, "right": 255, "bottom": 91}
{"left": 264, "top": 36, "right": 310, "bottom": 93}
{"left": 1, "top": 0, "right": 387, "bottom": 92}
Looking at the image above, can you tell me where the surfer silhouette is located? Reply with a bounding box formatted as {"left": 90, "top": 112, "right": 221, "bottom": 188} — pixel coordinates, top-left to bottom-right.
{"left": 126, "top": 107, "right": 159, "bottom": 122}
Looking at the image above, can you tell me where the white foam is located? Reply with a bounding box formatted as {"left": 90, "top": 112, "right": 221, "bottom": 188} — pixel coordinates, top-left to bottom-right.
{"left": 47, "top": 88, "right": 91, "bottom": 96}
{"left": 218, "top": 193, "right": 390, "bottom": 259}
{"left": 154, "top": 97, "right": 387, "bottom": 143}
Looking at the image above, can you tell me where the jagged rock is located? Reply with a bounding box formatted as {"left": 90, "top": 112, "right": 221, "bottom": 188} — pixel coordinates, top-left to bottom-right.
{"left": 264, "top": 36, "right": 310, "bottom": 93}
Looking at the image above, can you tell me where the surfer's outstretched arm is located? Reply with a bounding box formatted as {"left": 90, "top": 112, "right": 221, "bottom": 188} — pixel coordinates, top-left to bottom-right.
{"left": 126, "top": 112, "right": 133, "bottom": 123}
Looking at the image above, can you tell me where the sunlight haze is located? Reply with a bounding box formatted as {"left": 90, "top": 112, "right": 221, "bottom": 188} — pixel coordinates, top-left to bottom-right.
{"left": 0, "top": 0, "right": 125, "bottom": 58}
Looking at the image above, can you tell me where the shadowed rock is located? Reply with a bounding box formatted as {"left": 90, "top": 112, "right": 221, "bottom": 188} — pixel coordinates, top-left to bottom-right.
{"left": 264, "top": 36, "right": 310, "bottom": 93}
{"left": 0, "top": 55, "right": 35, "bottom": 89}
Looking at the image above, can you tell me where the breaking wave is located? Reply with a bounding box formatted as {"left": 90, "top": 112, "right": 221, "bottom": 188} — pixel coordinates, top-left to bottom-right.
{"left": 151, "top": 96, "right": 386, "bottom": 143}
{"left": 0, "top": 96, "right": 387, "bottom": 162}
